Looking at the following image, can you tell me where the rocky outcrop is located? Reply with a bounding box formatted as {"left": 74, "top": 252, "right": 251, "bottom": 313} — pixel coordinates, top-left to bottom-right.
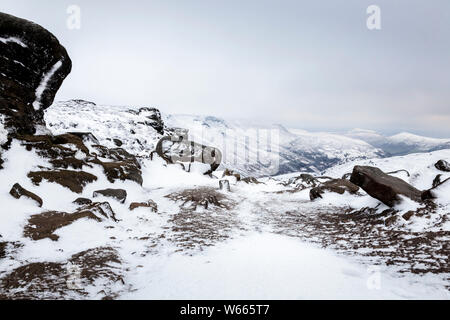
{"left": 155, "top": 134, "right": 222, "bottom": 174}
{"left": 310, "top": 179, "right": 360, "bottom": 200}
{"left": 129, "top": 107, "right": 164, "bottom": 135}
{"left": 93, "top": 189, "right": 127, "bottom": 204}
{"left": 435, "top": 160, "right": 450, "bottom": 172}
{"left": 28, "top": 170, "right": 97, "bottom": 194}
{"left": 421, "top": 177, "right": 450, "bottom": 200}
{"left": 9, "top": 183, "right": 43, "bottom": 207}
{"left": 0, "top": 13, "right": 71, "bottom": 135}
{"left": 222, "top": 169, "right": 241, "bottom": 181}
{"left": 91, "top": 145, "right": 142, "bottom": 185}
{"left": 350, "top": 166, "right": 422, "bottom": 207}
{"left": 24, "top": 202, "right": 117, "bottom": 241}
{"left": 73, "top": 197, "right": 92, "bottom": 206}
{"left": 129, "top": 200, "right": 158, "bottom": 212}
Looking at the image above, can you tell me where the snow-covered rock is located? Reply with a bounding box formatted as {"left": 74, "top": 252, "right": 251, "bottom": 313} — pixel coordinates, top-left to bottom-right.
{"left": 347, "top": 129, "right": 450, "bottom": 156}
{"left": 0, "top": 12, "right": 71, "bottom": 134}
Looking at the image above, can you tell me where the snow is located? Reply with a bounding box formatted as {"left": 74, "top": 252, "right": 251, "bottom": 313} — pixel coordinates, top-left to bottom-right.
{"left": 45, "top": 101, "right": 163, "bottom": 157}
{"left": 0, "top": 36, "right": 27, "bottom": 48}
{"left": 2, "top": 100, "right": 450, "bottom": 299}
{"left": 32, "top": 60, "right": 63, "bottom": 111}
{"left": 120, "top": 233, "right": 449, "bottom": 300}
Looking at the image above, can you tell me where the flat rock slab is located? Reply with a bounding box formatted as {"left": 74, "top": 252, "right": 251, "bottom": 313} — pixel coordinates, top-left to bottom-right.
{"left": 435, "top": 160, "right": 450, "bottom": 172}
{"left": 93, "top": 189, "right": 127, "bottom": 204}
{"left": 9, "top": 183, "right": 43, "bottom": 207}
{"left": 310, "top": 179, "right": 359, "bottom": 200}
{"left": 350, "top": 165, "right": 422, "bottom": 207}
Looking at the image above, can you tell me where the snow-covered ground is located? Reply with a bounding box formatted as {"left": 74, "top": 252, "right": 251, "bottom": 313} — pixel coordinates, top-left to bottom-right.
{"left": 0, "top": 101, "right": 449, "bottom": 300}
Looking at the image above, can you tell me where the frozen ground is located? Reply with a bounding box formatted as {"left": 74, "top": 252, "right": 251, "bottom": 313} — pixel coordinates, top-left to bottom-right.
{"left": 1, "top": 140, "right": 449, "bottom": 299}
{"left": 0, "top": 102, "right": 449, "bottom": 299}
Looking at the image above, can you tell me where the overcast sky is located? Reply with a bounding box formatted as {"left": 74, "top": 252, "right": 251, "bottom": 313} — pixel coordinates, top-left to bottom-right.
{"left": 2, "top": 0, "right": 450, "bottom": 137}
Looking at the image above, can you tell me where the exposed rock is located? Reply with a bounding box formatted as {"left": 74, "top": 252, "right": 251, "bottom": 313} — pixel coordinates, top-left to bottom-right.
{"left": 156, "top": 134, "right": 222, "bottom": 174}
{"left": 129, "top": 200, "right": 158, "bottom": 212}
{"left": 0, "top": 13, "right": 71, "bottom": 135}
{"left": 241, "top": 177, "right": 263, "bottom": 184}
{"left": 18, "top": 133, "right": 89, "bottom": 159}
{"left": 281, "top": 173, "right": 318, "bottom": 190}
{"left": 79, "top": 202, "right": 117, "bottom": 221}
{"left": 432, "top": 174, "right": 442, "bottom": 188}
{"left": 132, "top": 107, "right": 165, "bottom": 135}
{"left": 9, "top": 183, "right": 43, "bottom": 207}
{"left": 421, "top": 177, "right": 450, "bottom": 200}
{"left": 402, "top": 211, "right": 415, "bottom": 221}
{"left": 0, "top": 247, "right": 123, "bottom": 299}
{"left": 222, "top": 169, "right": 241, "bottom": 181}
{"left": 93, "top": 189, "right": 127, "bottom": 204}
{"left": 384, "top": 215, "right": 401, "bottom": 226}
{"left": 165, "top": 187, "right": 235, "bottom": 211}
{"left": 219, "top": 180, "right": 231, "bottom": 192}
{"left": 310, "top": 179, "right": 360, "bottom": 200}
{"left": 24, "top": 211, "right": 101, "bottom": 241}
{"left": 28, "top": 170, "right": 97, "bottom": 193}
{"left": 350, "top": 166, "right": 423, "bottom": 207}
{"left": 24, "top": 202, "right": 116, "bottom": 241}
{"left": 435, "top": 160, "right": 450, "bottom": 172}
{"left": 73, "top": 197, "right": 92, "bottom": 206}
{"left": 91, "top": 145, "right": 142, "bottom": 185}
{"left": 113, "top": 138, "right": 123, "bottom": 147}
{"left": 50, "top": 157, "right": 90, "bottom": 170}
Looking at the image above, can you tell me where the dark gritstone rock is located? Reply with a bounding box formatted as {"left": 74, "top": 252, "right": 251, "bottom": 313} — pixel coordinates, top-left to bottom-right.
{"left": 93, "top": 189, "right": 127, "bottom": 204}
{"left": 24, "top": 211, "right": 100, "bottom": 241}
{"left": 432, "top": 174, "right": 442, "bottom": 188}
{"left": 241, "top": 177, "right": 263, "bottom": 184}
{"left": 73, "top": 197, "right": 92, "bottom": 206}
{"left": 18, "top": 133, "right": 90, "bottom": 159}
{"left": 129, "top": 200, "right": 158, "bottom": 212}
{"left": 222, "top": 169, "right": 241, "bottom": 181}
{"left": 24, "top": 202, "right": 116, "bottom": 241}
{"left": 9, "top": 183, "right": 43, "bottom": 207}
{"left": 91, "top": 145, "right": 143, "bottom": 185}
{"left": 350, "top": 166, "right": 423, "bottom": 207}
{"left": 28, "top": 170, "right": 98, "bottom": 193}
{"left": 128, "top": 107, "right": 165, "bottom": 135}
{"left": 310, "top": 179, "right": 360, "bottom": 200}
{"left": 421, "top": 177, "right": 450, "bottom": 201}
{"left": 155, "top": 134, "right": 222, "bottom": 174}
{"left": 0, "top": 247, "right": 123, "bottom": 300}
{"left": 0, "top": 13, "right": 72, "bottom": 135}
{"left": 435, "top": 160, "right": 450, "bottom": 172}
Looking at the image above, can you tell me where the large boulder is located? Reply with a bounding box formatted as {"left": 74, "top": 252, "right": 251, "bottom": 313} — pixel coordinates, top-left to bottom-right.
{"left": 350, "top": 166, "right": 422, "bottom": 207}
{"left": 435, "top": 160, "right": 450, "bottom": 172}
{"left": 310, "top": 179, "right": 360, "bottom": 200}
{"left": 0, "top": 13, "right": 72, "bottom": 135}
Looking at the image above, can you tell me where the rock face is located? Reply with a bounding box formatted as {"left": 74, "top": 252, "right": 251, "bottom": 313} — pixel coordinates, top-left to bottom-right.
{"left": 93, "top": 189, "right": 127, "bottom": 204}
{"left": 9, "top": 183, "right": 43, "bottom": 207}
{"left": 0, "top": 13, "right": 72, "bottom": 135}
{"left": 28, "top": 170, "right": 97, "bottom": 194}
{"left": 435, "top": 160, "right": 450, "bottom": 172}
{"left": 310, "top": 179, "right": 359, "bottom": 200}
{"left": 350, "top": 166, "right": 422, "bottom": 207}
{"left": 129, "top": 200, "right": 158, "bottom": 212}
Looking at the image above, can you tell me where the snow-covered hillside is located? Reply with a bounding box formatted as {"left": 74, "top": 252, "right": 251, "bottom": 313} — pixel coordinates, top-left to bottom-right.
{"left": 347, "top": 129, "right": 450, "bottom": 156}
